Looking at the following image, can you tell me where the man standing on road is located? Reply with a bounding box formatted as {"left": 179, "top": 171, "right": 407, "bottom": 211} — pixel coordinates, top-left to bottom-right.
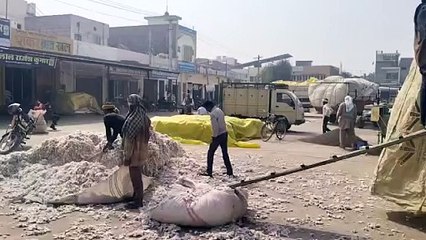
{"left": 200, "top": 101, "right": 234, "bottom": 178}
{"left": 102, "top": 104, "right": 124, "bottom": 152}
{"left": 121, "top": 94, "right": 151, "bottom": 209}
{"left": 415, "top": 0, "right": 426, "bottom": 127}
{"left": 322, "top": 98, "right": 332, "bottom": 133}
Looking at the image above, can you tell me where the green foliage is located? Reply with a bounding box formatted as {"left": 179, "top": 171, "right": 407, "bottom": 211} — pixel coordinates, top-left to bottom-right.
{"left": 260, "top": 60, "right": 292, "bottom": 83}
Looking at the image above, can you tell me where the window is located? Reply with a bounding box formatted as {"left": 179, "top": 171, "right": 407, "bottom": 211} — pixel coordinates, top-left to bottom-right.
{"left": 386, "top": 72, "right": 399, "bottom": 80}
{"left": 74, "top": 33, "right": 82, "bottom": 41}
{"left": 276, "top": 93, "right": 294, "bottom": 106}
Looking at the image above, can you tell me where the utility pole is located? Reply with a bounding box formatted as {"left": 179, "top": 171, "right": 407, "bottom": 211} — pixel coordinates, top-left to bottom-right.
{"left": 5, "top": 0, "right": 8, "bottom": 19}
{"left": 168, "top": 20, "right": 173, "bottom": 71}
{"left": 255, "top": 55, "right": 262, "bottom": 83}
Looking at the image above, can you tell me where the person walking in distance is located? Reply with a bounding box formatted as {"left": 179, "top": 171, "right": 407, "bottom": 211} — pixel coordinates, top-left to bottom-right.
{"left": 322, "top": 98, "right": 332, "bottom": 133}
{"left": 121, "top": 94, "right": 151, "bottom": 209}
{"left": 336, "top": 96, "right": 357, "bottom": 150}
{"left": 414, "top": 0, "right": 426, "bottom": 127}
{"left": 200, "top": 101, "right": 234, "bottom": 177}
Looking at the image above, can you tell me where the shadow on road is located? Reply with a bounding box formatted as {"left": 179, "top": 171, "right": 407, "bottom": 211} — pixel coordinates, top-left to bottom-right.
{"left": 171, "top": 211, "right": 366, "bottom": 240}
{"left": 386, "top": 211, "right": 426, "bottom": 233}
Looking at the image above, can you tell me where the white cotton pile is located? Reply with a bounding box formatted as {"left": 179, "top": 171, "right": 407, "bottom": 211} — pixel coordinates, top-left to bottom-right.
{"left": 0, "top": 131, "right": 185, "bottom": 202}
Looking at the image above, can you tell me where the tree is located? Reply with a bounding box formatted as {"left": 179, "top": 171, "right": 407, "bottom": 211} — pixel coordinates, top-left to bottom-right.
{"left": 260, "top": 60, "right": 293, "bottom": 83}
{"left": 341, "top": 71, "right": 353, "bottom": 78}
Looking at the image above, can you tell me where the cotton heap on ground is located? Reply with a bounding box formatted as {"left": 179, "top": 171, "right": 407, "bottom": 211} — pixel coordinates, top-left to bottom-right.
{"left": 0, "top": 131, "right": 185, "bottom": 203}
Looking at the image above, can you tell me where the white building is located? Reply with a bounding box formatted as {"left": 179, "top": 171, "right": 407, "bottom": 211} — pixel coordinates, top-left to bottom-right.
{"left": 25, "top": 14, "right": 109, "bottom": 45}
{"left": 0, "top": 0, "right": 35, "bottom": 29}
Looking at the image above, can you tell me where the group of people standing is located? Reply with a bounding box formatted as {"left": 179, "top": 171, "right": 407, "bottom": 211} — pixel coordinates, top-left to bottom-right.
{"left": 322, "top": 96, "right": 358, "bottom": 151}
{"left": 102, "top": 95, "right": 233, "bottom": 209}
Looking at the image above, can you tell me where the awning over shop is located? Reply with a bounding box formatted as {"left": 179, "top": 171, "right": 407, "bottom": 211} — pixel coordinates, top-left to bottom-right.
{"left": 0, "top": 47, "right": 179, "bottom": 76}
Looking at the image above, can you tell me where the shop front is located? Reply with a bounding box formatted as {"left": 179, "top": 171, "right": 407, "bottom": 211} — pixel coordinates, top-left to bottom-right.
{"left": 0, "top": 48, "right": 57, "bottom": 110}
{"left": 145, "top": 70, "right": 179, "bottom": 103}
{"left": 108, "top": 66, "right": 147, "bottom": 108}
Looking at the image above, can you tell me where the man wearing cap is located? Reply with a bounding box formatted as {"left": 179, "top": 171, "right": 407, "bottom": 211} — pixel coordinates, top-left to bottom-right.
{"left": 415, "top": 0, "right": 426, "bottom": 127}
{"left": 102, "top": 104, "right": 125, "bottom": 152}
{"left": 322, "top": 98, "right": 332, "bottom": 133}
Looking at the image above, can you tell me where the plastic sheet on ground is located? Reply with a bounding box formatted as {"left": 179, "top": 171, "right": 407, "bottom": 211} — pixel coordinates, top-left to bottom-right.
{"left": 54, "top": 92, "right": 102, "bottom": 115}
{"left": 371, "top": 60, "right": 426, "bottom": 212}
{"left": 151, "top": 115, "right": 263, "bottom": 148}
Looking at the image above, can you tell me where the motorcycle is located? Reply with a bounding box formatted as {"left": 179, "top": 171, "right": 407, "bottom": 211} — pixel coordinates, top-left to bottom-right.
{"left": 0, "top": 104, "right": 35, "bottom": 154}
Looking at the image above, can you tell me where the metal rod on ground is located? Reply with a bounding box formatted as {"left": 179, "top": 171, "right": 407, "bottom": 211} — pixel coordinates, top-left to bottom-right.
{"left": 228, "top": 129, "right": 426, "bottom": 189}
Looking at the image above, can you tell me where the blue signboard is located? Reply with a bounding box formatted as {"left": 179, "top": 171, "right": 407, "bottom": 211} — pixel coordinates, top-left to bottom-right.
{"left": 178, "top": 61, "right": 196, "bottom": 73}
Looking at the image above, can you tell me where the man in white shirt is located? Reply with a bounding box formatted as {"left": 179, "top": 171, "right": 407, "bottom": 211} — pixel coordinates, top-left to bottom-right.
{"left": 200, "top": 101, "right": 233, "bottom": 177}
{"left": 322, "top": 98, "right": 333, "bottom": 133}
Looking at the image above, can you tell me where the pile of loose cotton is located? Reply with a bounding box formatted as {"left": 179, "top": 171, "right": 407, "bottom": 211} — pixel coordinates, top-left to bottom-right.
{"left": 0, "top": 131, "right": 185, "bottom": 203}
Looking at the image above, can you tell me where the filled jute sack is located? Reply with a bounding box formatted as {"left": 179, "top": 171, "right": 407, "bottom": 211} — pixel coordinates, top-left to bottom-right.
{"left": 49, "top": 166, "right": 152, "bottom": 205}
{"left": 28, "top": 110, "right": 48, "bottom": 134}
{"left": 371, "top": 60, "right": 426, "bottom": 212}
{"left": 150, "top": 180, "right": 248, "bottom": 227}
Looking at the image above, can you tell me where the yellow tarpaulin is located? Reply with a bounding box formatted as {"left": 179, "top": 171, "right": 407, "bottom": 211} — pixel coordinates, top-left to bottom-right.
{"left": 371, "top": 60, "right": 426, "bottom": 212}
{"left": 272, "top": 78, "right": 318, "bottom": 86}
{"left": 54, "top": 92, "right": 102, "bottom": 115}
{"left": 151, "top": 115, "right": 263, "bottom": 148}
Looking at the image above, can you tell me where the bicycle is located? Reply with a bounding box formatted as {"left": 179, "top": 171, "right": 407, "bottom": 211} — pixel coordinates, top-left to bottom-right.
{"left": 260, "top": 114, "right": 288, "bottom": 142}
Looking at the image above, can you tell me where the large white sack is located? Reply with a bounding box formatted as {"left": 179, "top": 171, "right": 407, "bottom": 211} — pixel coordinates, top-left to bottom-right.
{"left": 49, "top": 166, "right": 152, "bottom": 205}
{"left": 150, "top": 184, "right": 248, "bottom": 227}
{"left": 28, "top": 109, "right": 48, "bottom": 134}
{"left": 309, "top": 76, "right": 378, "bottom": 109}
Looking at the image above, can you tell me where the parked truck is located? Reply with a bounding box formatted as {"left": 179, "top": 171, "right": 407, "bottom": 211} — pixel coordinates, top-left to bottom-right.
{"left": 220, "top": 82, "right": 305, "bottom": 130}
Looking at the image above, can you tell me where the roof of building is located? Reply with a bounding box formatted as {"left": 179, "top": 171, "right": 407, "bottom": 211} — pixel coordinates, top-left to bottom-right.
{"left": 0, "top": 47, "right": 178, "bottom": 74}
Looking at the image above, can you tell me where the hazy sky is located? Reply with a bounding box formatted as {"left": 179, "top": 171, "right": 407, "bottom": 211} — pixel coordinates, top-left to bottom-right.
{"left": 29, "top": 0, "right": 419, "bottom": 74}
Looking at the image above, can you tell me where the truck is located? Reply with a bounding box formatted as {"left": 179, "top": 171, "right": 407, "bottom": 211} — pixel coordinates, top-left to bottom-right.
{"left": 220, "top": 82, "right": 305, "bottom": 130}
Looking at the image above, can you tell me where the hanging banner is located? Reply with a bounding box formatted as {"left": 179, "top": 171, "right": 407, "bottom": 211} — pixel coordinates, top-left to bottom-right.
{"left": 0, "top": 49, "right": 57, "bottom": 67}
{"left": 11, "top": 29, "right": 73, "bottom": 54}
{"left": 0, "top": 18, "right": 11, "bottom": 47}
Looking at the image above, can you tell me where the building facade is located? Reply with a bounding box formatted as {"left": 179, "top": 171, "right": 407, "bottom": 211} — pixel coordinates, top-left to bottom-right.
{"left": 374, "top": 51, "right": 401, "bottom": 87}
{"left": 399, "top": 57, "right": 413, "bottom": 85}
{"left": 292, "top": 61, "right": 340, "bottom": 81}
{"left": 25, "top": 14, "right": 109, "bottom": 45}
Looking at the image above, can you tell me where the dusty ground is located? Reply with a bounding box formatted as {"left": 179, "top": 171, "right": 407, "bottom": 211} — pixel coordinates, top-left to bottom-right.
{"left": 0, "top": 113, "right": 425, "bottom": 239}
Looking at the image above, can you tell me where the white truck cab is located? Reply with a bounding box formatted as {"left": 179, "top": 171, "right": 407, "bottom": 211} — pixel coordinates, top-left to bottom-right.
{"left": 221, "top": 83, "right": 305, "bottom": 129}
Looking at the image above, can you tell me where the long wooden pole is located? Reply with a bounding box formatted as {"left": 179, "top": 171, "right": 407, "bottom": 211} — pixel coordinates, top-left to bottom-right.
{"left": 228, "top": 129, "right": 426, "bottom": 189}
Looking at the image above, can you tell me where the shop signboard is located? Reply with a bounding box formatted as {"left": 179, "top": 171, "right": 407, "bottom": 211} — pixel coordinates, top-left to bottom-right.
{"left": 0, "top": 18, "right": 11, "bottom": 47}
{"left": 149, "top": 70, "right": 179, "bottom": 79}
{"left": 178, "top": 61, "right": 196, "bottom": 73}
{"left": 0, "top": 49, "right": 57, "bottom": 67}
{"left": 110, "top": 66, "right": 148, "bottom": 77}
{"left": 11, "top": 29, "right": 73, "bottom": 54}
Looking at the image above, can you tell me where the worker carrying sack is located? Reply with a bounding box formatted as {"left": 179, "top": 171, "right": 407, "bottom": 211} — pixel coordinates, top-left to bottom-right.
{"left": 371, "top": 60, "right": 426, "bottom": 212}
{"left": 150, "top": 178, "right": 248, "bottom": 227}
{"left": 49, "top": 166, "right": 152, "bottom": 205}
